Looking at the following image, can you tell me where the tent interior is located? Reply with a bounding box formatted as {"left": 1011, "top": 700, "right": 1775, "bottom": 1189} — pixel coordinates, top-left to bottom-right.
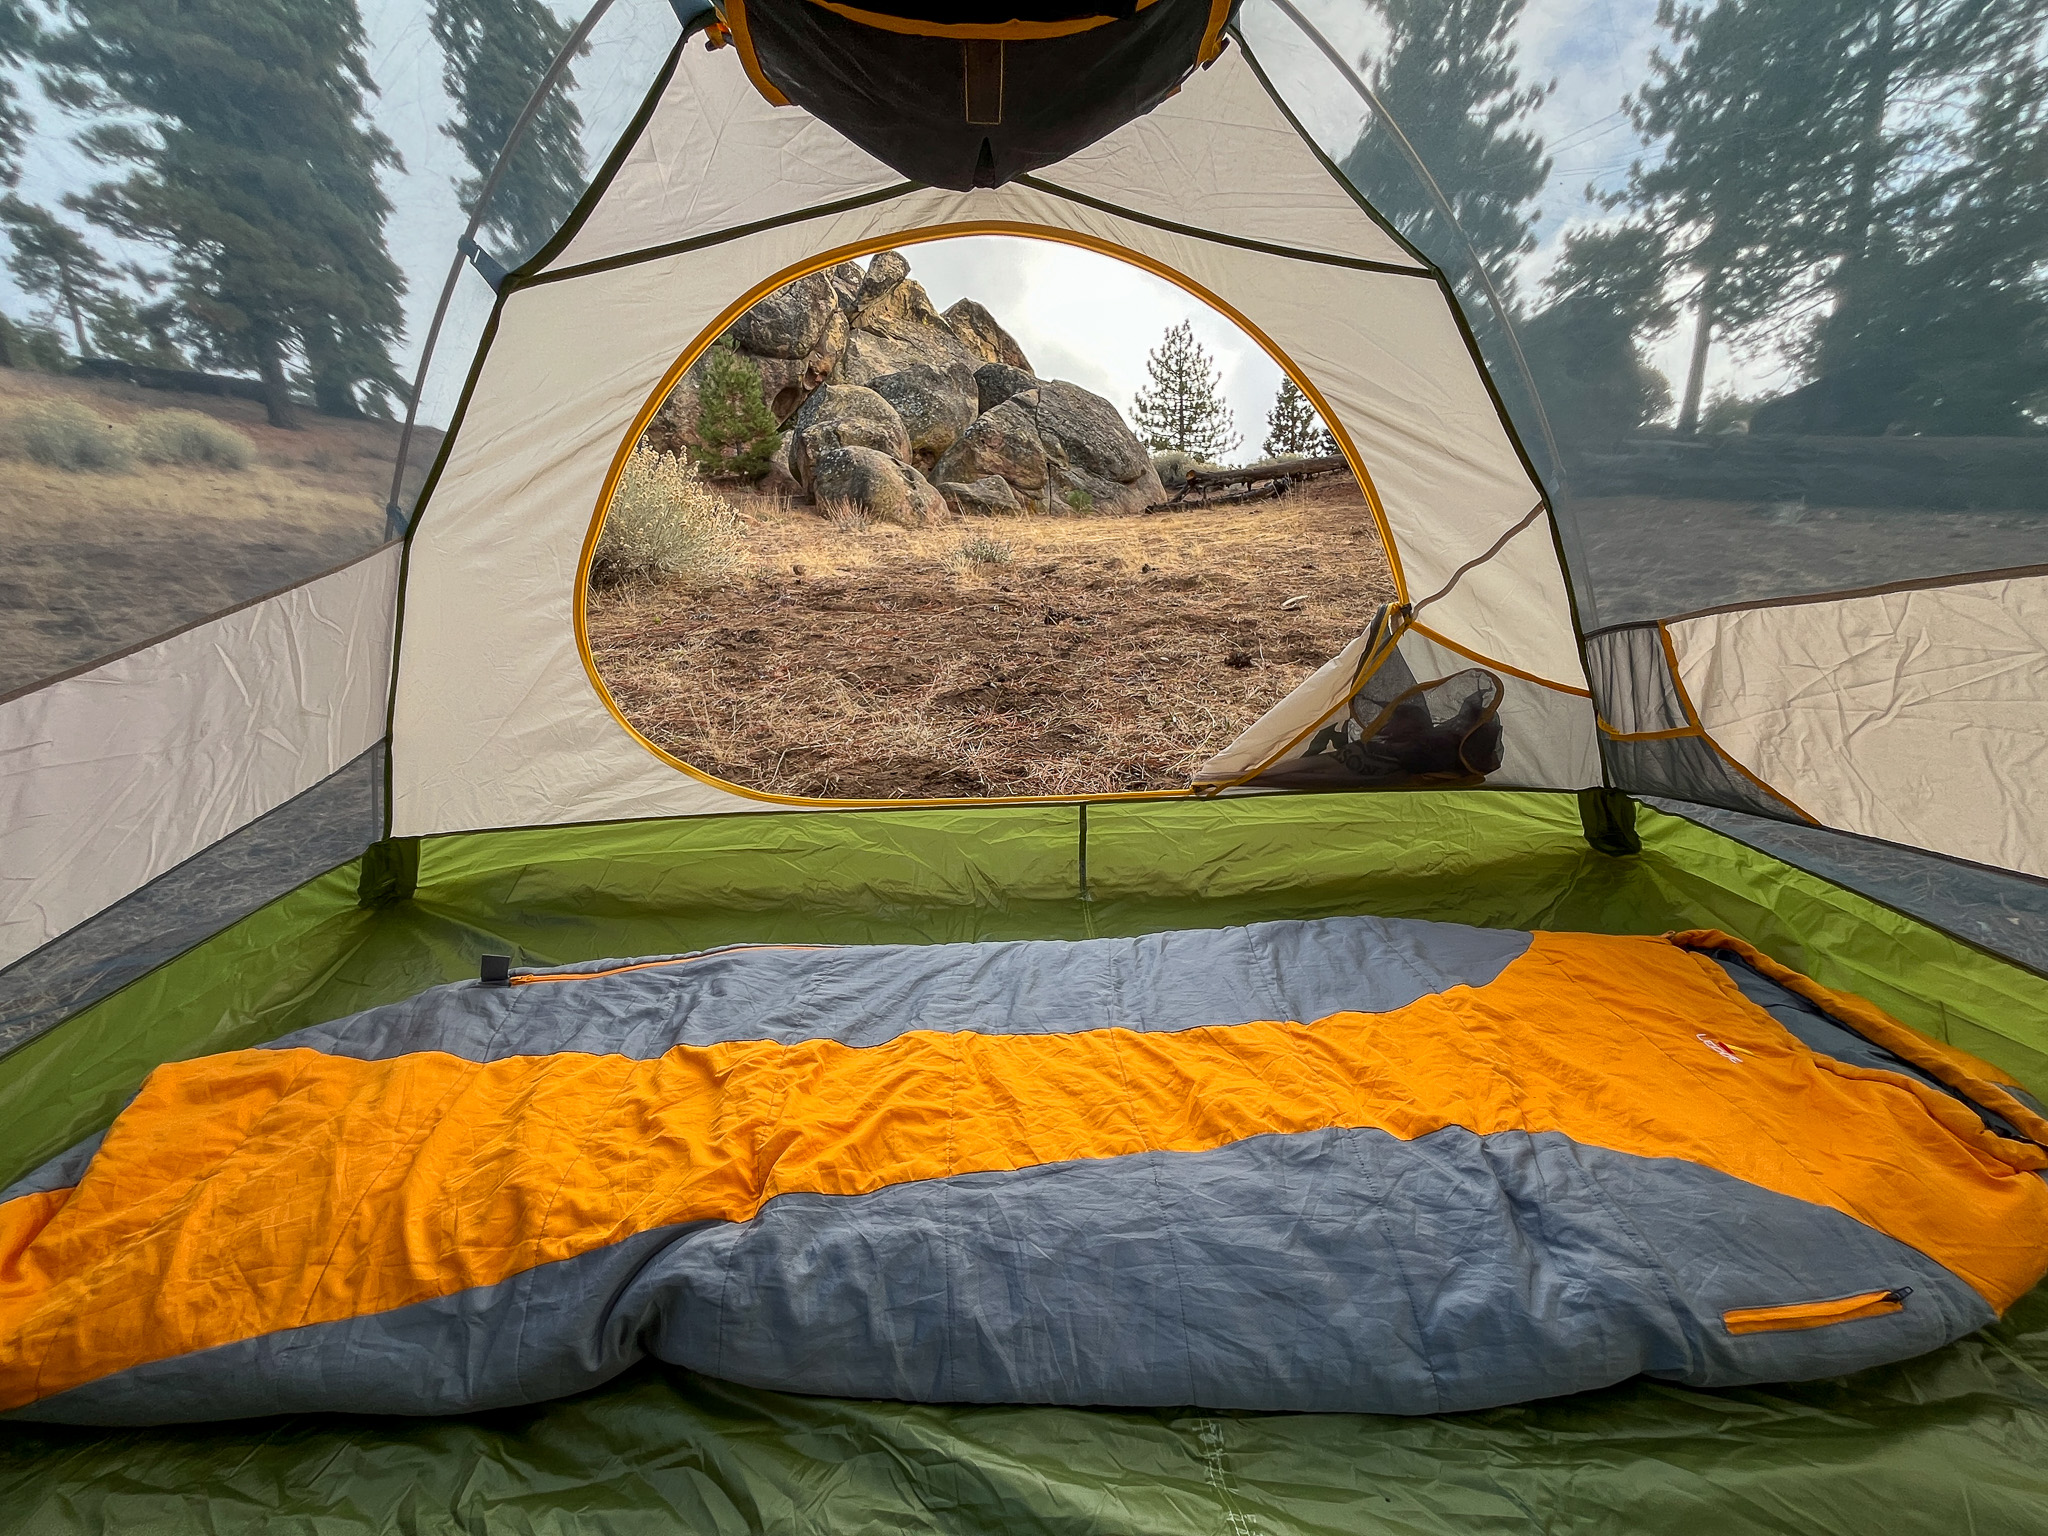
{"left": 2, "top": 0, "right": 2046, "bottom": 1528}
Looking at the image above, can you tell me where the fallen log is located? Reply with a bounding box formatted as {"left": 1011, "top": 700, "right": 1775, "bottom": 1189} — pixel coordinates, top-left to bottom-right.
{"left": 1180, "top": 454, "right": 1349, "bottom": 491}
{"left": 1146, "top": 454, "right": 1351, "bottom": 512}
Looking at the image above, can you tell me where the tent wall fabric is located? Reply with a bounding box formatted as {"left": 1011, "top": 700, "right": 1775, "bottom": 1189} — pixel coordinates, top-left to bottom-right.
{"left": 1664, "top": 571, "right": 2048, "bottom": 876}
{"left": 0, "top": 747, "right": 384, "bottom": 1060}
{"left": 388, "top": 37, "right": 1593, "bottom": 837}
{"left": 0, "top": 546, "right": 401, "bottom": 970}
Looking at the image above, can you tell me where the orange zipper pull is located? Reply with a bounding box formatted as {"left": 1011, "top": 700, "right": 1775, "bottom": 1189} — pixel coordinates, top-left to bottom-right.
{"left": 1723, "top": 1287, "right": 1912, "bottom": 1335}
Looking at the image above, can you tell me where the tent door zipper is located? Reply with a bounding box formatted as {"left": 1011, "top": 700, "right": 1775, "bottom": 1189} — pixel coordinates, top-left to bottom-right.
{"left": 1723, "top": 1287, "right": 1912, "bottom": 1335}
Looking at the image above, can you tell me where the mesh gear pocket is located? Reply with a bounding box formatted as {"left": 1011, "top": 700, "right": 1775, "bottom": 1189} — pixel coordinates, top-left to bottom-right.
{"left": 1338, "top": 664, "right": 1506, "bottom": 783}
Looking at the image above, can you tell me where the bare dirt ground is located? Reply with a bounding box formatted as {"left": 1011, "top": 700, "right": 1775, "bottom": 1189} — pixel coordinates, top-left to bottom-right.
{"left": 588, "top": 476, "right": 1395, "bottom": 798}
{"left": 0, "top": 369, "right": 438, "bottom": 695}
{"left": 1560, "top": 492, "right": 2048, "bottom": 627}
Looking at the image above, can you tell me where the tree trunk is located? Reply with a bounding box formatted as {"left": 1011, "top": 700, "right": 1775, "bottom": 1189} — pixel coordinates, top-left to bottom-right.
{"left": 258, "top": 337, "right": 298, "bottom": 430}
{"left": 62, "top": 288, "right": 89, "bottom": 359}
{"left": 1677, "top": 263, "right": 1719, "bottom": 436}
{"left": 1843, "top": 2, "right": 1897, "bottom": 269}
{"left": 1826, "top": 0, "right": 1897, "bottom": 374}
{"left": 303, "top": 326, "right": 364, "bottom": 419}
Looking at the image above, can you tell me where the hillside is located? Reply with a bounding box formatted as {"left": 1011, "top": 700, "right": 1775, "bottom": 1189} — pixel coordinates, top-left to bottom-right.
{"left": 0, "top": 369, "right": 439, "bottom": 696}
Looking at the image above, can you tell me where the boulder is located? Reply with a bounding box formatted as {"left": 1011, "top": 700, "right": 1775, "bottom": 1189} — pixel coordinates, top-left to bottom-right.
{"left": 729, "top": 270, "right": 842, "bottom": 360}
{"left": 931, "top": 395, "right": 1049, "bottom": 495}
{"left": 974, "top": 360, "right": 1039, "bottom": 413}
{"left": 851, "top": 250, "right": 912, "bottom": 317}
{"left": 1034, "top": 379, "right": 1163, "bottom": 515}
{"left": 788, "top": 384, "right": 912, "bottom": 489}
{"left": 824, "top": 260, "right": 866, "bottom": 308}
{"left": 944, "top": 298, "right": 1033, "bottom": 373}
{"left": 1048, "top": 463, "right": 1154, "bottom": 517}
{"left": 1034, "top": 379, "right": 1153, "bottom": 485}
{"left": 869, "top": 362, "right": 979, "bottom": 468}
{"left": 759, "top": 431, "right": 801, "bottom": 497}
{"left": 938, "top": 474, "right": 1023, "bottom": 517}
{"left": 812, "top": 444, "right": 946, "bottom": 526}
{"left": 932, "top": 380, "right": 1163, "bottom": 516}
{"left": 837, "top": 252, "right": 984, "bottom": 386}
{"left": 642, "top": 369, "right": 703, "bottom": 456}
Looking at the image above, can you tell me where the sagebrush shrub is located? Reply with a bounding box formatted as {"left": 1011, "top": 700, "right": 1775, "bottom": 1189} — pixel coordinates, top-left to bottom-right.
{"left": 957, "top": 533, "right": 1013, "bottom": 565}
{"left": 593, "top": 446, "right": 745, "bottom": 589}
{"left": 1, "top": 400, "right": 132, "bottom": 471}
{"left": 132, "top": 409, "right": 254, "bottom": 470}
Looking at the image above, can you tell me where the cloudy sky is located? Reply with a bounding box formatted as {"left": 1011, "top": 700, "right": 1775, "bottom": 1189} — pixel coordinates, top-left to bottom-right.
{"left": 2, "top": 0, "right": 1779, "bottom": 455}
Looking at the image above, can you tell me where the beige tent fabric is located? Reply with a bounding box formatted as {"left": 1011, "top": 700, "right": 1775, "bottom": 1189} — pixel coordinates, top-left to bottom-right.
{"left": 0, "top": 545, "right": 399, "bottom": 968}
{"left": 538, "top": 38, "right": 904, "bottom": 276}
{"left": 389, "top": 40, "right": 1589, "bottom": 836}
{"left": 1666, "top": 574, "right": 2048, "bottom": 878}
{"left": 1194, "top": 628, "right": 1381, "bottom": 785}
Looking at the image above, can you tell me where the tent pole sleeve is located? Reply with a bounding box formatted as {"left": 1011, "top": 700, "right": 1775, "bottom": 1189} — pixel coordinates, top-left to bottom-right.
{"left": 357, "top": 838, "right": 421, "bottom": 908}
{"left": 1578, "top": 789, "right": 1642, "bottom": 858}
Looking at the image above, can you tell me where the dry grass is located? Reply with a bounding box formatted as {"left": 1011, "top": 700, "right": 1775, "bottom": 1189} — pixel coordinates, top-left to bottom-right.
{"left": 0, "top": 368, "right": 437, "bottom": 693}
{"left": 588, "top": 477, "right": 1395, "bottom": 798}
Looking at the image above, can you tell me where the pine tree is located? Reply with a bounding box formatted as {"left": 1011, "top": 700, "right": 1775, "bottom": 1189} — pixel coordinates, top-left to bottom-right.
{"left": 692, "top": 342, "right": 781, "bottom": 479}
{"left": 1519, "top": 223, "right": 1677, "bottom": 442}
{"left": 432, "top": 0, "right": 588, "bottom": 260}
{"left": 0, "top": 3, "right": 36, "bottom": 190}
{"left": 1262, "top": 378, "right": 1334, "bottom": 458}
{"left": 1795, "top": 50, "right": 2048, "bottom": 434}
{"left": 1340, "top": 0, "right": 1551, "bottom": 316}
{"left": 1783, "top": 0, "right": 2048, "bottom": 430}
{"left": 41, "top": 0, "right": 409, "bottom": 426}
{"left": 1619, "top": 0, "right": 1852, "bottom": 434}
{"left": 0, "top": 197, "right": 115, "bottom": 356}
{"left": 1131, "top": 320, "right": 1239, "bottom": 460}
{"left": 85, "top": 284, "right": 186, "bottom": 366}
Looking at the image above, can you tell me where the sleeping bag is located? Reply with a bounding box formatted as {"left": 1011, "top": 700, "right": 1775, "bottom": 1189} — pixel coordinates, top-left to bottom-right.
{"left": 2, "top": 916, "right": 2045, "bottom": 1425}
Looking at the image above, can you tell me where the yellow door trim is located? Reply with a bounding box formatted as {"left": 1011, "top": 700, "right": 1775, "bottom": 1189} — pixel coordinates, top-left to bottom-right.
{"left": 573, "top": 219, "right": 1411, "bottom": 810}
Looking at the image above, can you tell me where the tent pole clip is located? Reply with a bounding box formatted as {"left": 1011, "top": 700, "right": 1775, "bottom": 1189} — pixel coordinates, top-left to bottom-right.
{"left": 479, "top": 955, "right": 514, "bottom": 987}
{"left": 456, "top": 235, "right": 509, "bottom": 292}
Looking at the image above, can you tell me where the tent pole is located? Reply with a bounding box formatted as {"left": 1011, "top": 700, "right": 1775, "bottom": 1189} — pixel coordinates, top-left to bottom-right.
{"left": 382, "top": 0, "right": 629, "bottom": 537}
{"left": 1261, "top": 0, "right": 1567, "bottom": 502}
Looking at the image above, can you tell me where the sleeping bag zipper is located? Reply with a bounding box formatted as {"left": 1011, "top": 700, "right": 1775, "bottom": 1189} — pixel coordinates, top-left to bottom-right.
{"left": 1723, "top": 1287, "right": 1912, "bottom": 1335}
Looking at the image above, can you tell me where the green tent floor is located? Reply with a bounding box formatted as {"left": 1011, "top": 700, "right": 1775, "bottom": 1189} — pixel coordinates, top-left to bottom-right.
{"left": 4, "top": 790, "right": 2046, "bottom": 1531}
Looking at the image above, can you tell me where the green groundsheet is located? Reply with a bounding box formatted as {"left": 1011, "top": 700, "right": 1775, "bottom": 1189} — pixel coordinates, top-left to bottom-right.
{"left": 3, "top": 790, "right": 2045, "bottom": 1531}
